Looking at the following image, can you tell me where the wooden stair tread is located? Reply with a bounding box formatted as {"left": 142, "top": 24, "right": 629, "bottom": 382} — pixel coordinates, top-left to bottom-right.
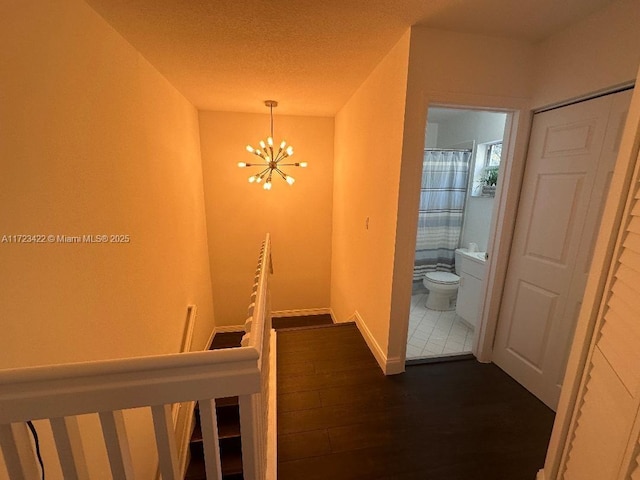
{"left": 217, "top": 405, "right": 241, "bottom": 439}
{"left": 192, "top": 316, "right": 313, "bottom": 479}
{"left": 191, "top": 406, "right": 241, "bottom": 443}
{"left": 222, "top": 456, "right": 243, "bottom": 476}
{"left": 187, "top": 440, "right": 244, "bottom": 479}
{"left": 193, "top": 396, "right": 239, "bottom": 412}
{"left": 216, "top": 396, "right": 239, "bottom": 407}
{"left": 220, "top": 437, "right": 243, "bottom": 476}
{"left": 209, "top": 332, "right": 244, "bottom": 350}
{"left": 184, "top": 453, "right": 206, "bottom": 480}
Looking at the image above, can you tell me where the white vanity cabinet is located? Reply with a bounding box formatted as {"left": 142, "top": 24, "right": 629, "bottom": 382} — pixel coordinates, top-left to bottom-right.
{"left": 455, "top": 250, "right": 486, "bottom": 328}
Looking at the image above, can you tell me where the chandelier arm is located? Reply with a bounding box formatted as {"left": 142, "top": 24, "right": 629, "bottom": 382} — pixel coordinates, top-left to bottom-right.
{"left": 274, "top": 168, "right": 288, "bottom": 180}
{"left": 276, "top": 151, "right": 291, "bottom": 163}
{"left": 256, "top": 167, "right": 271, "bottom": 178}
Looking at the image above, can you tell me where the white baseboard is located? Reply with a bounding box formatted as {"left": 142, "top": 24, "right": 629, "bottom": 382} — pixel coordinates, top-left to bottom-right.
{"left": 349, "top": 311, "right": 403, "bottom": 375}
{"left": 385, "top": 355, "right": 405, "bottom": 375}
{"left": 181, "top": 305, "right": 198, "bottom": 353}
{"left": 536, "top": 469, "right": 546, "bottom": 480}
{"left": 272, "top": 308, "right": 334, "bottom": 319}
{"left": 205, "top": 327, "right": 216, "bottom": 350}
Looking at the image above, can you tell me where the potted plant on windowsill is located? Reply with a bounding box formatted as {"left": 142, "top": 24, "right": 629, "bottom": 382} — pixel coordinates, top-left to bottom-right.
{"left": 480, "top": 165, "right": 499, "bottom": 196}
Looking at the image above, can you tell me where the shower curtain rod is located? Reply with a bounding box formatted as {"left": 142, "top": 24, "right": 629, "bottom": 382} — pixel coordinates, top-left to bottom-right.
{"left": 424, "top": 148, "right": 473, "bottom": 152}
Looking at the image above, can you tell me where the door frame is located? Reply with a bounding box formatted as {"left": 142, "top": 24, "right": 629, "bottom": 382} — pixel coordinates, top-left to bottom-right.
{"left": 393, "top": 90, "right": 533, "bottom": 366}
{"left": 473, "top": 102, "right": 531, "bottom": 362}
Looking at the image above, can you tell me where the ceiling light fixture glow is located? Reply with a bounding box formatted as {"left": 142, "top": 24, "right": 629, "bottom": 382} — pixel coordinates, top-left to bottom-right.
{"left": 238, "top": 100, "right": 307, "bottom": 189}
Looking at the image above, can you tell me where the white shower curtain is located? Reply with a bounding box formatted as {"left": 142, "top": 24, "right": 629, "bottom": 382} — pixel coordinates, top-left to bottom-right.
{"left": 413, "top": 150, "right": 471, "bottom": 281}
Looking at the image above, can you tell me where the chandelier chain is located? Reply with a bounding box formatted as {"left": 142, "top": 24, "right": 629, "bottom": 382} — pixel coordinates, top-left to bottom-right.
{"left": 270, "top": 104, "right": 274, "bottom": 139}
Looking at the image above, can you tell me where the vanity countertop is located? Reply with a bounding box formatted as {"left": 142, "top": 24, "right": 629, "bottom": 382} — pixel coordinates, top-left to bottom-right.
{"left": 456, "top": 248, "right": 487, "bottom": 264}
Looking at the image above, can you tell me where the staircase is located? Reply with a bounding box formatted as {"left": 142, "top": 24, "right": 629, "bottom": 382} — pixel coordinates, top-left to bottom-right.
{"left": 0, "top": 234, "right": 275, "bottom": 480}
{"left": 186, "top": 331, "right": 246, "bottom": 480}
{"left": 185, "top": 315, "right": 334, "bottom": 479}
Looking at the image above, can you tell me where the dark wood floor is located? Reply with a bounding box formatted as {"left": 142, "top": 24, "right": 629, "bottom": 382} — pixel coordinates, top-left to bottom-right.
{"left": 277, "top": 322, "right": 555, "bottom": 480}
{"left": 272, "top": 313, "right": 334, "bottom": 330}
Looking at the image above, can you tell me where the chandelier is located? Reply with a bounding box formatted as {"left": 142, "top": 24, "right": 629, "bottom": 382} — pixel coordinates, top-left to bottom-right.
{"left": 238, "top": 100, "right": 307, "bottom": 190}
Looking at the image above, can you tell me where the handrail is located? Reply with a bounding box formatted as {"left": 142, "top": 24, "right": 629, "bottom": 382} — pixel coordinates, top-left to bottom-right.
{"left": 0, "top": 234, "right": 274, "bottom": 480}
{"left": 0, "top": 348, "right": 260, "bottom": 424}
{"left": 238, "top": 233, "right": 273, "bottom": 480}
{"left": 0, "top": 346, "right": 258, "bottom": 387}
{"left": 243, "top": 233, "right": 272, "bottom": 352}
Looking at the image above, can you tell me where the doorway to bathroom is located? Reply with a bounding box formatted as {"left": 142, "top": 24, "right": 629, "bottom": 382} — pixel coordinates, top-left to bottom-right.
{"left": 406, "top": 107, "right": 508, "bottom": 361}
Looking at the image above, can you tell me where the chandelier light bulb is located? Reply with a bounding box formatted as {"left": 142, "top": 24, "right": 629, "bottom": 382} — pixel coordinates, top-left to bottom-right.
{"left": 246, "top": 145, "right": 254, "bottom": 153}
{"left": 286, "top": 146, "right": 294, "bottom": 156}
{"left": 267, "top": 137, "right": 273, "bottom": 147}
{"left": 248, "top": 176, "right": 256, "bottom": 183}
{"left": 238, "top": 162, "right": 247, "bottom": 168}
{"left": 263, "top": 181, "right": 272, "bottom": 190}
{"left": 286, "top": 176, "right": 295, "bottom": 185}
{"left": 259, "top": 140, "right": 266, "bottom": 149}
{"left": 299, "top": 162, "right": 308, "bottom": 168}
{"left": 280, "top": 140, "right": 287, "bottom": 149}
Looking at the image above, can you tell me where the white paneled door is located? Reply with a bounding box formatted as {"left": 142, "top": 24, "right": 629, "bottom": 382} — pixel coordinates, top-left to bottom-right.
{"left": 493, "top": 90, "right": 632, "bottom": 410}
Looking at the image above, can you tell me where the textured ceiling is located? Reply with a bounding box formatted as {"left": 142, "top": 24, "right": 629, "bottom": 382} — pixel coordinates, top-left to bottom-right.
{"left": 86, "top": 0, "right": 616, "bottom": 116}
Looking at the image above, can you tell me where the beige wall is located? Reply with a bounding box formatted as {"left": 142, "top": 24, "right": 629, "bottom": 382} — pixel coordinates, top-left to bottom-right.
{"left": 406, "top": 28, "right": 535, "bottom": 101}
{"left": 0, "top": 0, "right": 214, "bottom": 369}
{"left": 532, "top": 0, "right": 640, "bottom": 109}
{"left": 199, "top": 111, "right": 334, "bottom": 326}
{"left": 0, "top": 1, "right": 214, "bottom": 476}
{"left": 331, "top": 31, "right": 411, "bottom": 361}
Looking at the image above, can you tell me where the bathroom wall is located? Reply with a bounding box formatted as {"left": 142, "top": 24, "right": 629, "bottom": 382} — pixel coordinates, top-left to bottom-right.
{"left": 434, "top": 111, "right": 507, "bottom": 251}
{"left": 425, "top": 122, "right": 438, "bottom": 147}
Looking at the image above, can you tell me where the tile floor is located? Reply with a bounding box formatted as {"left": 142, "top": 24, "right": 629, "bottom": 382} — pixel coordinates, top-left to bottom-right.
{"left": 407, "top": 291, "right": 474, "bottom": 358}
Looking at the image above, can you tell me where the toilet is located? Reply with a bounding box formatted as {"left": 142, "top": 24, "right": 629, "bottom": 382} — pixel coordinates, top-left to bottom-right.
{"left": 422, "top": 251, "right": 462, "bottom": 311}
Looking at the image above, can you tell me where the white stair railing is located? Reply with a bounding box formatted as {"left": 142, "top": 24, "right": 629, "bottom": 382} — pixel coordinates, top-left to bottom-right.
{"left": 0, "top": 234, "right": 274, "bottom": 480}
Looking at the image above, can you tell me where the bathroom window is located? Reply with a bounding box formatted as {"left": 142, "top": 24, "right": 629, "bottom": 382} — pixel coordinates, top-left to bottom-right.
{"left": 471, "top": 141, "right": 502, "bottom": 197}
{"left": 486, "top": 142, "right": 502, "bottom": 167}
